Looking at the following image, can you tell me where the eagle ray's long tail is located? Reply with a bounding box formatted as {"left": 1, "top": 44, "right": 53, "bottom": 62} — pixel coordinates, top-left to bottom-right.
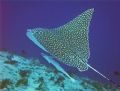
{"left": 87, "top": 64, "right": 110, "bottom": 81}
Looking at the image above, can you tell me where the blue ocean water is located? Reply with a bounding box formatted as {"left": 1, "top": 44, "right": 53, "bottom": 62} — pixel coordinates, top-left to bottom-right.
{"left": 0, "top": 1, "right": 120, "bottom": 85}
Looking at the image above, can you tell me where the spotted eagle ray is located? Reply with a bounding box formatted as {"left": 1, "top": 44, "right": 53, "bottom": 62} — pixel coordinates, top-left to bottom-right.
{"left": 26, "top": 8, "right": 110, "bottom": 82}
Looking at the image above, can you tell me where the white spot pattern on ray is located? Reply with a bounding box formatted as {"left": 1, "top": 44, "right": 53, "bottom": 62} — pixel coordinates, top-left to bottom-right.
{"left": 30, "top": 8, "right": 94, "bottom": 71}
{"left": 26, "top": 8, "right": 110, "bottom": 81}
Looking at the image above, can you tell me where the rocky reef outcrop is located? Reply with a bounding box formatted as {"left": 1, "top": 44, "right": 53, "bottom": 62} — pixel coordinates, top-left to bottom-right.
{"left": 0, "top": 51, "right": 119, "bottom": 91}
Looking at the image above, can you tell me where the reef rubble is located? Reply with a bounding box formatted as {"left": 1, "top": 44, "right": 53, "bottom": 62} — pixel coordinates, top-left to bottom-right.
{"left": 0, "top": 51, "right": 119, "bottom": 91}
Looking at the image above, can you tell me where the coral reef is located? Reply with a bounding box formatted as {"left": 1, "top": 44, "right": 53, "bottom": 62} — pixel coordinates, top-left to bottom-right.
{"left": 0, "top": 51, "right": 119, "bottom": 91}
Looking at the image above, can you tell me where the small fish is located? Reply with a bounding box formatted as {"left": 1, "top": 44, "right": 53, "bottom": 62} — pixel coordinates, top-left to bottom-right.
{"left": 26, "top": 8, "right": 110, "bottom": 82}
{"left": 21, "top": 50, "right": 27, "bottom": 57}
{"left": 113, "top": 71, "right": 120, "bottom": 76}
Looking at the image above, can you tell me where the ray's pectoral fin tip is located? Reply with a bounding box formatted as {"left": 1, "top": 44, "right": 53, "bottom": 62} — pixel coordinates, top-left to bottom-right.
{"left": 26, "top": 29, "right": 48, "bottom": 52}
{"left": 41, "top": 53, "right": 75, "bottom": 82}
